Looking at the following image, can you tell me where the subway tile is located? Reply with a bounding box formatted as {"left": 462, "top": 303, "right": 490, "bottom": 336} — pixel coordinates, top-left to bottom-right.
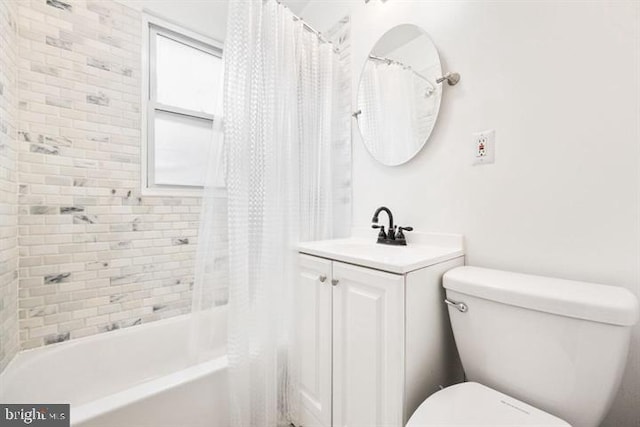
{"left": 46, "top": 0, "right": 73, "bottom": 13}
{"left": 9, "top": 0, "right": 203, "bottom": 354}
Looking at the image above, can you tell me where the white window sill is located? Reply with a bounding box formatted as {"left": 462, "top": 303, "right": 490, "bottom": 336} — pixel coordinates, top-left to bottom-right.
{"left": 141, "top": 186, "right": 204, "bottom": 198}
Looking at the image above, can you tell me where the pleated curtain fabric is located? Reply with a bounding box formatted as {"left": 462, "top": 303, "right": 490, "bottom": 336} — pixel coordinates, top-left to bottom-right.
{"left": 192, "top": 0, "right": 351, "bottom": 425}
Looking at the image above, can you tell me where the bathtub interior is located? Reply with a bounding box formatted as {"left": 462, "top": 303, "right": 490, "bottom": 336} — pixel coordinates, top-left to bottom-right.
{"left": 0, "top": 306, "right": 227, "bottom": 408}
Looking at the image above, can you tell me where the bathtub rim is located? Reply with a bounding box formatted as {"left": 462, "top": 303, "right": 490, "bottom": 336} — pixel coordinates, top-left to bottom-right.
{"left": 1, "top": 307, "right": 227, "bottom": 377}
{"left": 0, "top": 306, "right": 228, "bottom": 408}
{"left": 70, "top": 355, "right": 228, "bottom": 426}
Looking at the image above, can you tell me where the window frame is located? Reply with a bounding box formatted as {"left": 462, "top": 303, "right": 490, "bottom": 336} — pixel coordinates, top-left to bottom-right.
{"left": 141, "top": 13, "right": 223, "bottom": 196}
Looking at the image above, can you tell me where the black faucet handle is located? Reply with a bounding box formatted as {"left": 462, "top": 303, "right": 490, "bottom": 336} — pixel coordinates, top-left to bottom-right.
{"left": 396, "top": 226, "right": 413, "bottom": 241}
{"left": 372, "top": 224, "right": 387, "bottom": 240}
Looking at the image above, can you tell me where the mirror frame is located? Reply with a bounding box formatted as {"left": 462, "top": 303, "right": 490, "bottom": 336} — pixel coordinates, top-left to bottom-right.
{"left": 355, "top": 24, "right": 443, "bottom": 166}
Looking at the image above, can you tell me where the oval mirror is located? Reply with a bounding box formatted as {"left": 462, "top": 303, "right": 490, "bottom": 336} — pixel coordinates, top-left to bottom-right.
{"left": 356, "top": 24, "right": 443, "bottom": 166}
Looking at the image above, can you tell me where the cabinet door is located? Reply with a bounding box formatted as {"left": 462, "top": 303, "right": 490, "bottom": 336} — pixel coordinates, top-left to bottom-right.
{"left": 297, "top": 254, "right": 332, "bottom": 427}
{"left": 332, "top": 262, "right": 405, "bottom": 427}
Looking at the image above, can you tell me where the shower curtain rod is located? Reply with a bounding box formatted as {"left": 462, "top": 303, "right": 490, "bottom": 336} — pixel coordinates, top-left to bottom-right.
{"left": 368, "top": 54, "right": 433, "bottom": 85}
{"left": 271, "top": 0, "right": 339, "bottom": 52}
{"left": 294, "top": 17, "right": 334, "bottom": 47}
{"left": 369, "top": 54, "right": 462, "bottom": 87}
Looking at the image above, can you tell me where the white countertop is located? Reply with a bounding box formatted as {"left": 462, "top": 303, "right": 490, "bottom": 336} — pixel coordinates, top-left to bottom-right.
{"left": 298, "top": 236, "right": 464, "bottom": 274}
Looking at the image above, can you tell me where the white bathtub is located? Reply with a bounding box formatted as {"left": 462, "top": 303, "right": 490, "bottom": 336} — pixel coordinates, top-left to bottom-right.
{"left": 0, "top": 308, "right": 229, "bottom": 427}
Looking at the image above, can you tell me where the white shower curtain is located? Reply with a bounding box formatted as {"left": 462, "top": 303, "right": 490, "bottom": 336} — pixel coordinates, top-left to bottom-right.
{"left": 357, "top": 60, "right": 435, "bottom": 164}
{"left": 192, "top": 1, "right": 350, "bottom": 426}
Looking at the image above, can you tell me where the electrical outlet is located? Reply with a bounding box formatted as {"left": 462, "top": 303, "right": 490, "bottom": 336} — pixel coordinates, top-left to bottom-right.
{"left": 473, "top": 129, "right": 495, "bottom": 165}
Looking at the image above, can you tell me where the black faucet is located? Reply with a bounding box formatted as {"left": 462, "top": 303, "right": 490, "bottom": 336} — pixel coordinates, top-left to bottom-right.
{"left": 371, "top": 206, "right": 412, "bottom": 246}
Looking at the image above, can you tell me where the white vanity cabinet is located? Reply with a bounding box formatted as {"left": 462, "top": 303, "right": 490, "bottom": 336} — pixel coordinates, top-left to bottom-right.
{"left": 296, "top": 237, "right": 465, "bottom": 427}
{"left": 332, "top": 261, "right": 405, "bottom": 427}
{"left": 297, "top": 254, "right": 332, "bottom": 427}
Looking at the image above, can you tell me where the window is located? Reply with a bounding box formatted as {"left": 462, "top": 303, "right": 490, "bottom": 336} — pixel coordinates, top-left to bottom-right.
{"left": 142, "top": 15, "right": 223, "bottom": 195}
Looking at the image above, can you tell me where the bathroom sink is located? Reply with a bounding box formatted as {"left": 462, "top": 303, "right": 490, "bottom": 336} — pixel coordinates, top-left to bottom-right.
{"left": 298, "top": 236, "right": 464, "bottom": 274}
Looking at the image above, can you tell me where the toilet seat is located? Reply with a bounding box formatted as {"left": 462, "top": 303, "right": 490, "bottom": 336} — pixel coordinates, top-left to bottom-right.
{"left": 406, "top": 382, "right": 570, "bottom": 426}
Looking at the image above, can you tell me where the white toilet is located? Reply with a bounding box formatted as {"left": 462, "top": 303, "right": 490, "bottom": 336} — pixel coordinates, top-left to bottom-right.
{"left": 407, "top": 266, "right": 639, "bottom": 427}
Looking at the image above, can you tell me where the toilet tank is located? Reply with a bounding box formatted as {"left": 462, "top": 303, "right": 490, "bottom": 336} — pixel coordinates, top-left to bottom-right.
{"left": 443, "top": 266, "right": 639, "bottom": 427}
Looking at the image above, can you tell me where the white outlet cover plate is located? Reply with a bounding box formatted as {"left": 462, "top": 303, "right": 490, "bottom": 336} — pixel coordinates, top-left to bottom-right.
{"left": 473, "top": 129, "right": 495, "bottom": 165}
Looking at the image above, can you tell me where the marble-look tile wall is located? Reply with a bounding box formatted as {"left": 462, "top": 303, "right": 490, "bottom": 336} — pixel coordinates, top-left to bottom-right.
{"left": 0, "top": 0, "right": 20, "bottom": 372}
{"left": 16, "top": 0, "right": 200, "bottom": 350}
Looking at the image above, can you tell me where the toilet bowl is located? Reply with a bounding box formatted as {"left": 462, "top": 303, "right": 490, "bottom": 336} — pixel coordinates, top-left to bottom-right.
{"left": 408, "top": 266, "right": 639, "bottom": 427}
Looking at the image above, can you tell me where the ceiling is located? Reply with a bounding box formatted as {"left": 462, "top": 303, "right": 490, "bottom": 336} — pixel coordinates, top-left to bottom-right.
{"left": 283, "top": 0, "right": 312, "bottom": 15}
{"left": 120, "top": 0, "right": 313, "bottom": 42}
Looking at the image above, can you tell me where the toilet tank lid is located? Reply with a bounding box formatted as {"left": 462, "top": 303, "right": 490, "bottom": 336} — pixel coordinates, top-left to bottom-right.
{"left": 443, "top": 266, "right": 639, "bottom": 326}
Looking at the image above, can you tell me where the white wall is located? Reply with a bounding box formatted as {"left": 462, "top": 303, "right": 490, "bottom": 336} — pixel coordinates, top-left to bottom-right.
{"left": 301, "top": 1, "right": 640, "bottom": 425}
{"left": 117, "top": 0, "right": 311, "bottom": 42}
{"left": 117, "top": 0, "right": 229, "bottom": 41}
